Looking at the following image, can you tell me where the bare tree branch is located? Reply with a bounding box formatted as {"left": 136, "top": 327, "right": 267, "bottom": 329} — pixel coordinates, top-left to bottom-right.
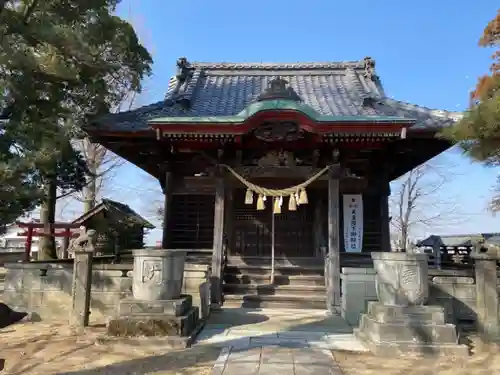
{"left": 390, "top": 155, "right": 466, "bottom": 251}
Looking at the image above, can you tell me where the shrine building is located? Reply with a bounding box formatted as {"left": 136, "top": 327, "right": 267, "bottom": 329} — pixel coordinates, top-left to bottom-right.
{"left": 85, "top": 57, "right": 461, "bottom": 310}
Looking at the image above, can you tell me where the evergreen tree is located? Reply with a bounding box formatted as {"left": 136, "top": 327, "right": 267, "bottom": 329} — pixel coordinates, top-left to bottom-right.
{"left": 445, "top": 10, "right": 500, "bottom": 209}
{"left": 0, "top": 1, "right": 152, "bottom": 257}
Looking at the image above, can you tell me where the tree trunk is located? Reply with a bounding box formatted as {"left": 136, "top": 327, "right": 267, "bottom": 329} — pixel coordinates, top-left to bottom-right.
{"left": 82, "top": 138, "right": 100, "bottom": 213}
{"left": 38, "top": 175, "right": 58, "bottom": 260}
{"left": 83, "top": 178, "right": 97, "bottom": 213}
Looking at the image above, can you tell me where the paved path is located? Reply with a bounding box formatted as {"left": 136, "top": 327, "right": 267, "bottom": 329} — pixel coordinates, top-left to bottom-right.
{"left": 197, "top": 308, "right": 367, "bottom": 374}
{"left": 211, "top": 346, "right": 342, "bottom": 375}
{"left": 196, "top": 308, "right": 368, "bottom": 351}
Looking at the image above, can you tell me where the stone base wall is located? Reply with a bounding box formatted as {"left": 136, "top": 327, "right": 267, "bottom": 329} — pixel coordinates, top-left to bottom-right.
{"left": 0, "top": 251, "right": 24, "bottom": 266}
{"left": 341, "top": 267, "right": 378, "bottom": 326}
{"left": 341, "top": 267, "right": 478, "bottom": 327}
{"left": 0, "top": 262, "right": 210, "bottom": 324}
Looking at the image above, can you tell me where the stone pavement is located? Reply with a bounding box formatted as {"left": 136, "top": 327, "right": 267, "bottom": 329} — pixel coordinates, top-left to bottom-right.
{"left": 195, "top": 308, "right": 368, "bottom": 374}
{"left": 210, "top": 346, "right": 342, "bottom": 375}
{"left": 195, "top": 307, "right": 368, "bottom": 351}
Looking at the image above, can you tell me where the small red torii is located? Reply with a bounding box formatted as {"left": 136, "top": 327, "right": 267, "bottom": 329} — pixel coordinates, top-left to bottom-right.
{"left": 16, "top": 221, "right": 82, "bottom": 261}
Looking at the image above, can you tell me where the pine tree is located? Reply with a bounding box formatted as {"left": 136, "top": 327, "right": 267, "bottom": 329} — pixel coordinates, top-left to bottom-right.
{"left": 445, "top": 10, "right": 500, "bottom": 209}
{"left": 0, "top": 1, "right": 152, "bottom": 257}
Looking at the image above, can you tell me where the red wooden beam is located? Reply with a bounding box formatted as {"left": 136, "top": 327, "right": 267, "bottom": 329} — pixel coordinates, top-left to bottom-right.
{"left": 16, "top": 221, "right": 80, "bottom": 229}
{"left": 17, "top": 229, "right": 79, "bottom": 237}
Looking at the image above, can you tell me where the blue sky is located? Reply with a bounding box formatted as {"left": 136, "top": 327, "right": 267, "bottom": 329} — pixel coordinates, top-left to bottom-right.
{"left": 70, "top": 0, "right": 499, "bottom": 244}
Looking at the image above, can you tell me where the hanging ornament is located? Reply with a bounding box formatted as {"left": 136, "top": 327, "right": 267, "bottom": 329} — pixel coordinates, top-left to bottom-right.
{"left": 279, "top": 196, "right": 283, "bottom": 207}
{"left": 295, "top": 191, "right": 301, "bottom": 206}
{"left": 256, "top": 194, "right": 265, "bottom": 210}
{"left": 298, "top": 188, "right": 308, "bottom": 205}
{"left": 273, "top": 197, "right": 281, "bottom": 214}
{"left": 244, "top": 188, "right": 254, "bottom": 205}
{"left": 288, "top": 194, "right": 297, "bottom": 211}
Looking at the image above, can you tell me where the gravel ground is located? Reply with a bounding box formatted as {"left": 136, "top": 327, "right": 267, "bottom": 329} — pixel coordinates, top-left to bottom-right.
{"left": 0, "top": 322, "right": 220, "bottom": 375}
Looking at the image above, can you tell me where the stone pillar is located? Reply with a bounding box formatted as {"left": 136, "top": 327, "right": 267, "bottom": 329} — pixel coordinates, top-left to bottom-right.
{"left": 161, "top": 167, "right": 174, "bottom": 249}
{"left": 471, "top": 248, "right": 500, "bottom": 341}
{"left": 210, "top": 171, "right": 225, "bottom": 307}
{"left": 69, "top": 250, "right": 93, "bottom": 327}
{"left": 326, "top": 175, "right": 340, "bottom": 312}
{"left": 132, "top": 249, "right": 186, "bottom": 300}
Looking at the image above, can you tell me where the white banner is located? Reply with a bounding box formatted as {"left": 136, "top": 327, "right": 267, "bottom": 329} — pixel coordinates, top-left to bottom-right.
{"left": 343, "top": 194, "right": 363, "bottom": 252}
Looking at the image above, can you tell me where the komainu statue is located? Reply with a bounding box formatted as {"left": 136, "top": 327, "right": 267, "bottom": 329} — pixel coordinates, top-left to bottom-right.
{"left": 67, "top": 226, "right": 97, "bottom": 254}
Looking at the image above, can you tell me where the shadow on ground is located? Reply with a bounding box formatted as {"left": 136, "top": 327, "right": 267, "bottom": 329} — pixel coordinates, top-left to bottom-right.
{"left": 49, "top": 309, "right": 352, "bottom": 375}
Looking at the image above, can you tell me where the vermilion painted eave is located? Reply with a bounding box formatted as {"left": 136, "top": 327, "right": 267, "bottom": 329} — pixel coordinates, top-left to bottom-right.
{"left": 148, "top": 110, "right": 413, "bottom": 134}
{"left": 85, "top": 127, "right": 442, "bottom": 140}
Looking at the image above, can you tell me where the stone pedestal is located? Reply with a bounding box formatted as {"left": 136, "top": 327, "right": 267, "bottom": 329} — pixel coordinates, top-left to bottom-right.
{"left": 107, "top": 249, "right": 201, "bottom": 348}
{"left": 355, "top": 252, "right": 467, "bottom": 356}
{"left": 355, "top": 302, "right": 468, "bottom": 356}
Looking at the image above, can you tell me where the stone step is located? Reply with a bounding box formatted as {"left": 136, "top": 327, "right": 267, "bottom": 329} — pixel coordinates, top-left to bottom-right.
{"left": 358, "top": 315, "right": 460, "bottom": 344}
{"left": 225, "top": 264, "right": 324, "bottom": 276}
{"left": 223, "top": 293, "right": 326, "bottom": 310}
{"left": 223, "top": 283, "right": 326, "bottom": 296}
{"left": 226, "top": 256, "right": 324, "bottom": 268}
{"left": 224, "top": 273, "right": 325, "bottom": 286}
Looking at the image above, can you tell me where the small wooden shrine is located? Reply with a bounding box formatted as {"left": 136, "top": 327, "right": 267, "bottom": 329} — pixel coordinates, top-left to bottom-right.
{"left": 84, "top": 57, "right": 461, "bottom": 308}
{"left": 72, "top": 199, "right": 154, "bottom": 256}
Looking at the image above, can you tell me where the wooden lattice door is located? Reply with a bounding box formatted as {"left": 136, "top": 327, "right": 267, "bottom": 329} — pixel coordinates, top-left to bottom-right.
{"left": 170, "top": 194, "right": 215, "bottom": 249}
{"left": 233, "top": 189, "right": 314, "bottom": 257}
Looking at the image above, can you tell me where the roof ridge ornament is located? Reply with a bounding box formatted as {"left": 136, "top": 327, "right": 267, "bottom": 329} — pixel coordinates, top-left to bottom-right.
{"left": 363, "top": 57, "right": 376, "bottom": 79}
{"left": 176, "top": 57, "right": 195, "bottom": 82}
{"left": 256, "top": 76, "right": 302, "bottom": 102}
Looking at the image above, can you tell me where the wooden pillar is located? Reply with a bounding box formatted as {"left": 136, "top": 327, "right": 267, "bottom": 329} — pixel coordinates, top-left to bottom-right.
{"left": 161, "top": 167, "right": 174, "bottom": 249}
{"left": 380, "top": 181, "right": 391, "bottom": 252}
{"left": 326, "top": 176, "right": 341, "bottom": 312}
{"left": 210, "top": 171, "right": 225, "bottom": 307}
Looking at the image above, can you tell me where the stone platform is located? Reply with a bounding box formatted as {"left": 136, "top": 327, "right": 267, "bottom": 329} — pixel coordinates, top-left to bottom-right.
{"left": 354, "top": 302, "right": 469, "bottom": 356}
{"left": 106, "top": 295, "right": 201, "bottom": 347}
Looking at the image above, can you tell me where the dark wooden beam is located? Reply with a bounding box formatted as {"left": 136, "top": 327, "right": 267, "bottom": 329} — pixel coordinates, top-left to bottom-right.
{"left": 161, "top": 165, "right": 174, "bottom": 249}
{"left": 380, "top": 178, "right": 391, "bottom": 252}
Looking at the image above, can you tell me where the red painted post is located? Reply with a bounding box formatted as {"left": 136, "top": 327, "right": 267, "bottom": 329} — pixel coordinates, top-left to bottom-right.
{"left": 24, "top": 226, "right": 33, "bottom": 262}
{"left": 62, "top": 227, "right": 71, "bottom": 259}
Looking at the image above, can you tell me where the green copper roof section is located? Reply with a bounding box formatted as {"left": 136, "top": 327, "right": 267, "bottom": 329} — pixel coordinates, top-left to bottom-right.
{"left": 148, "top": 99, "right": 415, "bottom": 125}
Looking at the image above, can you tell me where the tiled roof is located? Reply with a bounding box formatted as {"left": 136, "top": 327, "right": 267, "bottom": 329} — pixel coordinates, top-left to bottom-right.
{"left": 72, "top": 198, "right": 155, "bottom": 229}
{"left": 91, "top": 58, "right": 462, "bottom": 132}
{"left": 417, "top": 233, "right": 500, "bottom": 247}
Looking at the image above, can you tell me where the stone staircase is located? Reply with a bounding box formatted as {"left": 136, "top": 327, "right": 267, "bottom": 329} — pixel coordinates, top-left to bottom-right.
{"left": 222, "top": 256, "right": 327, "bottom": 309}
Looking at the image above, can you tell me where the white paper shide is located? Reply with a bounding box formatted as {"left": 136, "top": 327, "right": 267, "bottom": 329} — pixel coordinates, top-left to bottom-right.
{"left": 343, "top": 194, "right": 363, "bottom": 252}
